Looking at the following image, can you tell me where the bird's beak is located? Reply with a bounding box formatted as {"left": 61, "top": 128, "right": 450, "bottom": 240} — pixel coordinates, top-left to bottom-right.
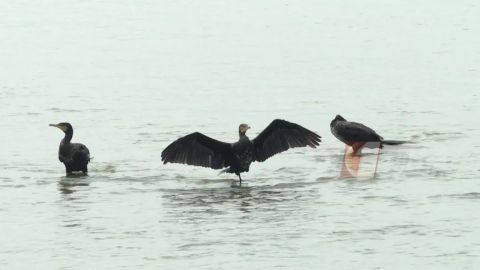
{"left": 247, "top": 125, "right": 251, "bottom": 130}
{"left": 50, "top": 123, "right": 66, "bottom": 132}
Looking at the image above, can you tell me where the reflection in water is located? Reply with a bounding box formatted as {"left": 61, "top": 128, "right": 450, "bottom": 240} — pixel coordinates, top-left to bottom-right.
{"left": 229, "top": 186, "right": 254, "bottom": 213}
{"left": 340, "top": 143, "right": 381, "bottom": 179}
{"left": 57, "top": 175, "right": 90, "bottom": 195}
{"left": 161, "top": 179, "right": 296, "bottom": 216}
{"left": 161, "top": 185, "right": 251, "bottom": 208}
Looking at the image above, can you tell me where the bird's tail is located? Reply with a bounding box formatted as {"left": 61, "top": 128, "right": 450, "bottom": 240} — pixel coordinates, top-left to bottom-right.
{"left": 218, "top": 167, "right": 231, "bottom": 175}
{"left": 382, "top": 140, "right": 408, "bottom": 145}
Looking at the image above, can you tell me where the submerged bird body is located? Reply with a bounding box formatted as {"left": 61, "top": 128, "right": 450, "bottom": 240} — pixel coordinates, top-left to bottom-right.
{"left": 161, "top": 120, "right": 321, "bottom": 182}
{"left": 330, "top": 115, "right": 405, "bottom": 153}
{"left": 50, "top": 122, "right": 90, "bottom": 175}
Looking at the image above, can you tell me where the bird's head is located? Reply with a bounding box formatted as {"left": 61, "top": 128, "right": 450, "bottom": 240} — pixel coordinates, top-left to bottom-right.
{"left": 331, "top": 115, "right": 346, "bottom": 127}
{"left": 238, "top": 123, "right": 251, "bottom": 135}
{"left": 49, "top": 122, "right": 73, "bottom": 133}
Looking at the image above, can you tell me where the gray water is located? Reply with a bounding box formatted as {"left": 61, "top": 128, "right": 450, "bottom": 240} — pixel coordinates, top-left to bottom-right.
{"left": 1, "top": 1, "right": 480, "bottom": 269}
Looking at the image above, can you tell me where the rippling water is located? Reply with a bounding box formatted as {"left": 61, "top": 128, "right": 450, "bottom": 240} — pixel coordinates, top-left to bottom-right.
{"left": 1, "top": 1, "right": 480, "bottom": 269}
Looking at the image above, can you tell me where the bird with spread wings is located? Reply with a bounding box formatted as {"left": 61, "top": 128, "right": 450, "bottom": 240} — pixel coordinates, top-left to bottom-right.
{"left": 161, "top": 119, "right": 321, "bottom": 182}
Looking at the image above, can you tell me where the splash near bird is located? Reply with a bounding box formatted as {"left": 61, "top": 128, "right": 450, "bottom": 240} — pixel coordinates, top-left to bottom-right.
{"left": 330, "top": 115, "right": 406, "bottom": 154}
{"left": 161, "top": 119, "right": 321, "bottom": 183}
{"left": 50, "top": 122, "right": 90, "bottom": 175}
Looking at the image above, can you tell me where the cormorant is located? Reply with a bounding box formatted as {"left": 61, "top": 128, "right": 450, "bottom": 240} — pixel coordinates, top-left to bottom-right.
{"left": 50, "top": 122, "right": 90, "bottom": 175}
{"left": 330, "top": 115, "right": 405, "bottom": 154}
{"left": 161, "top": 119, "right": 321, "bottom": 182}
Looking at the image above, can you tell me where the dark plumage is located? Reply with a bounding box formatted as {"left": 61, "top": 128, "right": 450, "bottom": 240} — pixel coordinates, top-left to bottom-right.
{"left": 50, "top": 122, "right": 90, "bottom": 175}
{"left": 330, "top": 115, "right": 405, "bottom": 154}
{"left": 161, "top": 119, "right": 321, "bottom": 182}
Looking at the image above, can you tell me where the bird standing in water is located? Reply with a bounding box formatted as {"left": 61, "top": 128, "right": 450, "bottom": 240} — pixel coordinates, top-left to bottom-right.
{"left": 161, "top": 119, "right": 321, "bottom": 183}
{"left": 330, "top": 115, "right": 405, "bottom": 154}
{"left": 50, "top": 122, "right": 90, "bottom": 175}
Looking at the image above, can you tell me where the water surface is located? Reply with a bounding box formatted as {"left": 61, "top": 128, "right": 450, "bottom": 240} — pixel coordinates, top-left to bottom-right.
{"left": 1, "top": 1, "right": 479, "bottom": 269}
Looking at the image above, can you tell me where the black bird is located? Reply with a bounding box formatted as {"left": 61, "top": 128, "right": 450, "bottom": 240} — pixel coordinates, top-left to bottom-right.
{"left": 50, "top": 122, "right": 90, "bottom": 175}
{"left": 330, "top": 115, "right": 405, "bottom": 154}
{"left": 161, "top": 119, "right": 321, "bottom": 182}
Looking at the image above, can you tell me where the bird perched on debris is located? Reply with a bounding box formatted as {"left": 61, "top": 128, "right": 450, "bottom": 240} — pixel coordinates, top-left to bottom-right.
{"left": 161, "top": 119, "right": 321, "bottom": 183}
{"left": 50, "top": 122, "right": 90, "bottom": 175}
{"left": 330, "top": 115, "right": 406, "bottom": 154}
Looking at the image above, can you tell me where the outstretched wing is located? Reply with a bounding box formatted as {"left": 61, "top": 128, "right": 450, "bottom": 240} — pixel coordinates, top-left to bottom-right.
{"left": 333, "top": 121, "right": 382, "bottom": 143}
{"left": 161, "top": 132, "right": 234, "bottom": 169}
{"left": 252, "top": 119, "right": 321, "bottom": 162}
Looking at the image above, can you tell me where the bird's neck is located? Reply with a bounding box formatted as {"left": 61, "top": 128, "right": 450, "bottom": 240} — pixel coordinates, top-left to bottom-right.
{"left": 62, "top": 130, "right": 73, "bottom": 144}
{"left": 238, "top": 133, "right": 249, "bottom": 140}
